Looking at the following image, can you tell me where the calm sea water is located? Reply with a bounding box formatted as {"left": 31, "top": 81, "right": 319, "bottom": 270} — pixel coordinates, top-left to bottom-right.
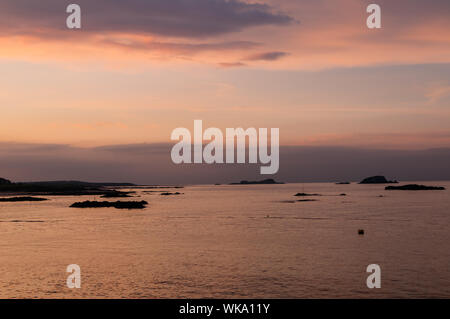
{"left": 0, "top": 182, "right": 449, "bottom": 298}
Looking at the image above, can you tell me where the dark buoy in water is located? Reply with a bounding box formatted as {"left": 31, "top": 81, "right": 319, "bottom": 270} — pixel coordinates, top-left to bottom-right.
{"left": 358, "top": 229, "right": 365, "bottom": 235}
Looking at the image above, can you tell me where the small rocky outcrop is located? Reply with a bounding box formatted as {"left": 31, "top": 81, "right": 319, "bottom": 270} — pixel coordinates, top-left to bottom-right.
{"left": 160, "top": 192, "right": 183, "bottom": 196}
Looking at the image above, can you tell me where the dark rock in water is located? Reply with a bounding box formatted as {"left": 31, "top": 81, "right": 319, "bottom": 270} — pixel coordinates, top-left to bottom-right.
{"left": 0, "top": 178, "right": 12, "bottom": 185}
{"left": 230, "top": 179, "right": 284, "bottom": 185}
{"left": 359, "top": 176, "right": 398, "bottom": 184}
{"left": 336, "top": 182, "right": 350, "bottom": 185}
{"left": 358, "top": 229, "right": 365, "bottom": 235}
{"left": 294, "top": 193, "right": 321, "bottom": 197}
{"left": 160, "top": 192, "right": 182, "bottom": 196}
{"left": 385, "top": 184, "right": 445, "bottom": 191}
{"left": 297, "top": 199, "right": 318, "bottom": 202}
{"left": 295, "top": 192, "right": 346, "bottom": 197}
{"left": 0, "top": 196, "right": 48, "bottom": 202}
{"left": 100, "top": 190, "right": 133, "bottom": 198}
{"left": 70, "top": 200, "right": 148, "bottom": 209}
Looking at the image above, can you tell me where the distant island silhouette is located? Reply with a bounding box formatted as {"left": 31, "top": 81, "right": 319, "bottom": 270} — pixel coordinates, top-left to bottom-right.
{"left": 385, "top": 184, "right": 445, "bottom": 191}
{"left": 359, "top": 176, "right": 398, "bottom": 184}
{"left": 230, "top": 179, "right": 284, "bottom": 185}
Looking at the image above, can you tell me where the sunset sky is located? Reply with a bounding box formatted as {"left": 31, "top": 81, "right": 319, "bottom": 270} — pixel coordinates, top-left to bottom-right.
{"left": 0, "top": 0, "right": 449, "bottom": 149}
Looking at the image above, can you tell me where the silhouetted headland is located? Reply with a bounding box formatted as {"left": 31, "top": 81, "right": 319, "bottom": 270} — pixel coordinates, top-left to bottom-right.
{"left": 0, "top": 178, "right": 12, "bottom": 185}
{"left": 385, "top": 184, "right": 446, "bottom": 191}
{"left": 0, "top": 178, "right": 135, "bottom": 196}
{"left": 336, "top": 182, "right": 351, "bottom": 185}
{"left": 359, "top": 176, "right": 398, "bottom": 184}
{"left": 0, "top": 196, "right": 48, "bottom": 202}
{"left": 230, "top": 179, "right": 284, "bottom": 185}
{"left": 70, "top": 200, "right": 148, "bottom": 209}
{"left": 160, "top": 192, "right": 183, "bottom": 196}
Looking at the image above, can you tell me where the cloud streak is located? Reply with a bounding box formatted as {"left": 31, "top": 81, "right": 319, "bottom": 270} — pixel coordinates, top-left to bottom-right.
{"left": 245, "top": 51, "right": 289, "bottom": 61}
{"left": 0, "top": 0, "right": 293, "bottom": 38}
{"left": 100, "top": 37, "right": 260, "bottom": 55}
